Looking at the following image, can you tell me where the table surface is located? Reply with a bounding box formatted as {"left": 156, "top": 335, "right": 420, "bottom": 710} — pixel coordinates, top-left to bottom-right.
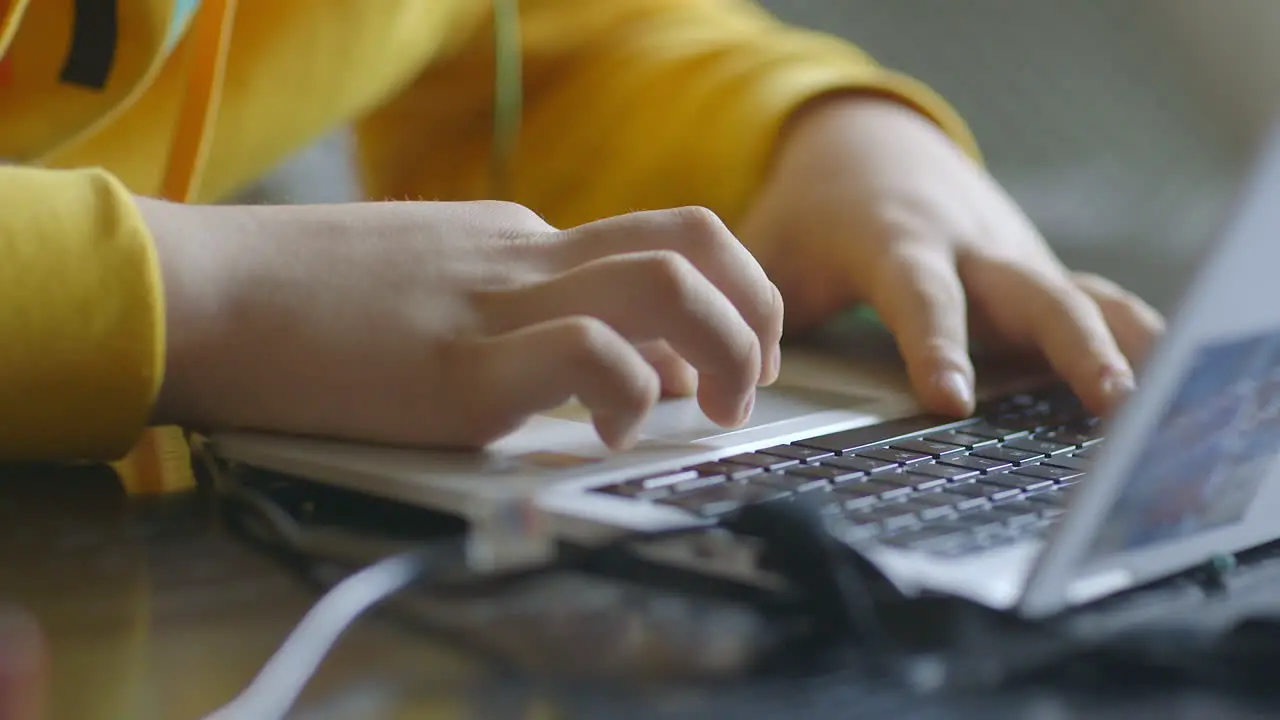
{"left": 5, "top": 463, "right": 1280, "bottom": 720}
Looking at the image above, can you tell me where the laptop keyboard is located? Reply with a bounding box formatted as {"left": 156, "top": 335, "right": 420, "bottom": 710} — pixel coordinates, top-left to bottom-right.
{"left": 594, "top": 384, "right": 1101, "bottom": 558}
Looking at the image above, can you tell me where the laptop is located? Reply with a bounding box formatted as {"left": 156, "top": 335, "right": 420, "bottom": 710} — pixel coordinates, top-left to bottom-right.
{"left": 210, "top": 122, "right": 1280, "bottom": 622}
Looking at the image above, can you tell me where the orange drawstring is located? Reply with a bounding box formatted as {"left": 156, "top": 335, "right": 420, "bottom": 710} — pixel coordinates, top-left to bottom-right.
{"left": 160, "top": 0, "right": 238, "bottom": 203}
{"left": 114, "top": 0, "right": 238, "bottom": 495}
{"left": 0, "top": 0, "right": 32, "bottom": 59}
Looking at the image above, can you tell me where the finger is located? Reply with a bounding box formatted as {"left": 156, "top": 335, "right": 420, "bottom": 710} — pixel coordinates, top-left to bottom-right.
{"left": 1072, "top": 272, "right": 1166, "bottom": 367}
{"left": 990, "top": 266, "right": 1135, "bottom": 415}
{"left": 553, "top": 207, "right": 785, "bottom": 385}
{"left": 637, "top": 341, "right": 698, "bottom": 397}
{"left": 483, "top": 250, "right": 760, "bottom": 427}
{"left": 869, "top": 244, "right": 976, "bottom": 416}
{"left": 456, "top": 316, "right": 660, "bottom": 449}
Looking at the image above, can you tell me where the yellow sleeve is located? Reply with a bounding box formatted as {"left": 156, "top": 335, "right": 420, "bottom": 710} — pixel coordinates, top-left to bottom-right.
{"left": 355, "top": 0, "right": 980, "bottom": 232}
{"left": 0, "top": 167, "right": 164, "bottom": 461}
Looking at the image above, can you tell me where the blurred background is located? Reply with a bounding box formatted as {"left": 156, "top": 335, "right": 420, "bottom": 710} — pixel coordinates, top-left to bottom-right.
{"left": 238, "top": 0, "right": 1280, "bottom": 315}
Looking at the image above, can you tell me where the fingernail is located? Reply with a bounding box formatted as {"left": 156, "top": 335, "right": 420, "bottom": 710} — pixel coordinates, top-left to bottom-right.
{"left": 936, "top": 370, "right": 974, "bottom": 414}
{"left": 598, "top": 413, "right": 639, "bottom": 450}
{"left": 738, "top": 390, "right": 757, "bottom": 425}
{"left": 611, "top": 425, "right": 641, "bottom": 451}
{"left": 1100, "top": 366, "right": 1135, "bottom": 405}
{"left": 763, "top": 344, "right": 782, "bottom": 386}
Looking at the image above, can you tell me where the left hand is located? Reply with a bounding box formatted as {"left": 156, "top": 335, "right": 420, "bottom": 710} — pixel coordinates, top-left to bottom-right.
{"left": 736, "top": 95, "right": 1165, "bottom": 417}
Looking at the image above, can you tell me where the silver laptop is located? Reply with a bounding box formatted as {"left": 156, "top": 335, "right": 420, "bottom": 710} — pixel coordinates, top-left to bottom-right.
{"left": 210, "top": 122, "right": 1280, "bottom": 621}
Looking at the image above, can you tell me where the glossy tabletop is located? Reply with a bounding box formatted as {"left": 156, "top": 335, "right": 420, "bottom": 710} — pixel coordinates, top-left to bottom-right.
{"left": 3, "top": 463, "right": 1280, "bottom": 720}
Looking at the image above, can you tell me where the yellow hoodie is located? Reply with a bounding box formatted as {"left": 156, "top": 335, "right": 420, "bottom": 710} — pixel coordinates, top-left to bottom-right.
{"left": 0, "top": 0, "right": 976, "bottom": 490}
{"left": 0, "top": 3, "right": 982, "bottom": 715}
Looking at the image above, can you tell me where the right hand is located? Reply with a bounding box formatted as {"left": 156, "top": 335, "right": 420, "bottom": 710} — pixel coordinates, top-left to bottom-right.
{"left": 144, "top": 200, "right": 783, "bottom": 450}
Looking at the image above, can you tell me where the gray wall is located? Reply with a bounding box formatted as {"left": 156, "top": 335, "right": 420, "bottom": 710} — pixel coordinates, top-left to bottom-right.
{"left": 760, "top": 0, "right": 1260, "bottom": 312}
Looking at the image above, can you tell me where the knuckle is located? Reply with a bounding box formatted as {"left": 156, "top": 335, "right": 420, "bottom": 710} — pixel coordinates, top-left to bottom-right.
{"left": 1072, "top": 271, "right": 1117, "bottom": 296}
{"left": 876, "top": 250, "right": 962, "bottom": 306}
{"left": 557, "top": 316, "right": 659, "bottom": 415}
{"left": 1070, "top": 270, "right": 1108, "bottom": 288}
{"left": 1074, "top": 271, "right": 1143, "bottom": 307}
{"left": 618, "top": 366, "right": 662, "bottom": 417}
{"left": 559, "top": 315, "right": 617, "bottom": 362}
{"left": 876, "top": 196, "right": 977, "bottom": 244}
{"left": 639, "top": 250, "right": 699, "bottom": 299}
{"left": 476, "top": 200, "right": 553, "bottom": 232}
{"left": 669, "top": 206, "right": 733, "bottom": 248}
{"left": 1033, "top": 281, "right": 1089, "bottom": 322}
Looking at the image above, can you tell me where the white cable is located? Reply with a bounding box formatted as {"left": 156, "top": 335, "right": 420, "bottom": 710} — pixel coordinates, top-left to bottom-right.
{"left": 203, "top": 550, "right": 432, "bottom": 720}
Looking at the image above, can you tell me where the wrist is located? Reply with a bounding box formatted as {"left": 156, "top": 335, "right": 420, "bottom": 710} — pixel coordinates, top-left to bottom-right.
{"left": 781, "top": 92, "right": 955, "bottom": 160}
{"left": 139, "top": 198, "right": 252, "bottom": 427}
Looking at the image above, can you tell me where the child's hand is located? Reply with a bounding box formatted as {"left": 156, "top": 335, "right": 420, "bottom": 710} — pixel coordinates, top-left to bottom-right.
{"left": 146, "top": 200, "right": 782, "bottom": 450}
{"left": 739, "top": 96, "right": 1165, "bottom": 417}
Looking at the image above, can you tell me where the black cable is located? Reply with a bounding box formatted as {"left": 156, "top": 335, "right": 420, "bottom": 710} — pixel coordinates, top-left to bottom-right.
{"left": 202, "top": 455, "right": 752, "bottom": 717}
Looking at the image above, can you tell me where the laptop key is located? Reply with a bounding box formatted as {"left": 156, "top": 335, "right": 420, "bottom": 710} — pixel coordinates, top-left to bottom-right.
{"left": 987, "top": 501, "right": 1044, "bottom": 528}
{"left": 856, "top": 448, "right": 931, "bottom": 466}
{"left": 901, "top": 493, "right": 960, "bottom": 521}
{"left": 965, "top": 421, "right": 1033, "bottom": 441}
{"left": 874, "top": 484, "right": 916, "bottom": 502}
{"left": 989, "top": 412, "right": 1050, "bottom": 433}
{"left": 881, "top": 525, "right": 973, "bottom": 553}
{"left": 821, "top": 455, "right": 896, "bottom": 474}
{"left": 1011, "top": 464, "right": 1084, "bottom": 483}
{"left": 827, "top": 483, "right": 893, "bottom": 511}
{"left": 981, "top": 472, "right": 1055, "bottom": 493}
{"left": 629, "top": 469, "right": 700, "bottom": 489}
{"left": 939, "top": 454, "right": 1012, "bottom": 474}
{"left": 1074, "top": 445, "right": 1100, "bottom": 459}
{"left": 786, "top": 464, "right": 864, "bottom": 484}
{"left": 950, "top": 512, "right": 1008, "bottom": 537}
{"left": 946, "top": 481, "right": 1018, "bottom": 505}
{"left": 596, "top": 482, "right": 674, "bottom": 502}
{"left": 1040, "top": 455, "right": 1091, "bottom": 472}
{"left": 657, "top": 482, "right": 790, "bottom": 517}
{"left": 856, "top": 503, "right": 922, "bottom": 533}
{"left": 890, "top": 439, "right": 966, "bottom": 458}
{"left": 722, "top": 452, "right": 800, "bottom": 471}
{"left": 1035, "top": 427, "right": 1100, "bottom": 447}
{"left": 751, "top": 472, "right": 830, "bottom": 494}
{"left": 1023, "top": 490, "right": 1067, "bottom": 507}
{"left": 671, "top": 475, "right": 726, "bottom": 494}
{"left": 759, "top": 445, "right": 833, "bottom": 463}
{"left": 972, "top": 446, "right": 1042, "bottom": 465}
{"left": 925, "top": 430, "right": 998, "bottom": 449}
{"left": 833, "top": 519, "right": 882, "bottom": 544}
{"left": 791, "top": 414, "right": 964, "bottom": 455}
{"left": 950, "top": 496, "right": 993, "bottom": 513}
{"left": 1023, "top": 494, "right": 1068, "bottom": 519}
{"left": 1003, "top": 438, "right": 1075, "bottom": 456}
{"left": 889, "top": 472, "right": 949, "bottom": 492}
{"left": 907, "top": 462, "right": 981, "bottom": 482}
{"left": 688, "top": 461, "right": 764, "bottom": 480}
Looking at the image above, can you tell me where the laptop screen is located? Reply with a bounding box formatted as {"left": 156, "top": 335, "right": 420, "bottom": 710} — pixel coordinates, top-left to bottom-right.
{"left": 1020, "top": 121, "right": 1280, "bottom": 617}
{"left": 1088, "top": 332, "right": 1280, "bottom": 558}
